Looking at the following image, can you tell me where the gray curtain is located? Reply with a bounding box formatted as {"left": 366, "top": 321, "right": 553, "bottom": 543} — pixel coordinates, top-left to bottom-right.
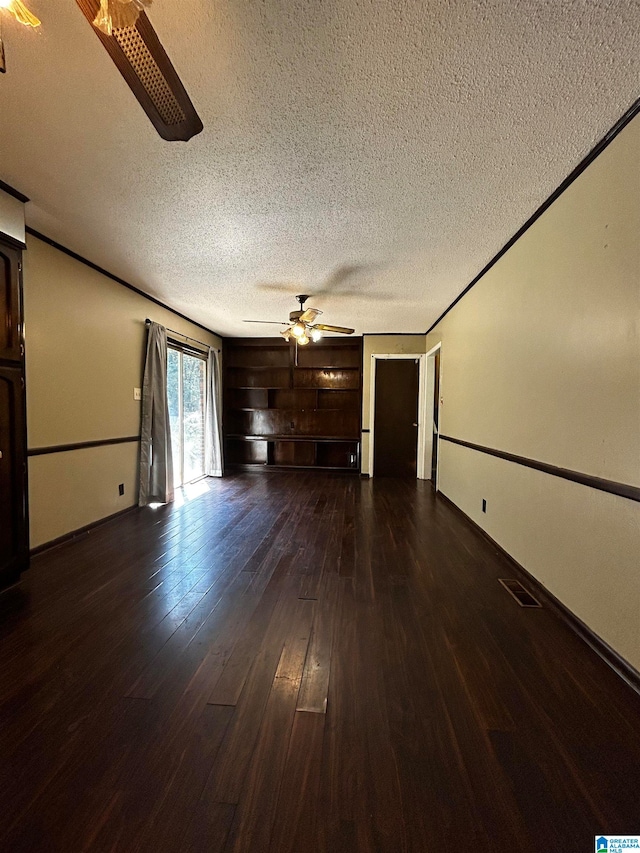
{"left": 139, "top": 322, "right": 174, "bottom": 505}
{"left": 205, "top": 347, "right": 223, "bottom": 477}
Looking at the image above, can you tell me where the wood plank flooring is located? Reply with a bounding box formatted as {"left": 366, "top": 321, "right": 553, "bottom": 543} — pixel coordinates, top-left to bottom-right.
{"left": 1, "top": 472, "right": 640, "bottom": 851}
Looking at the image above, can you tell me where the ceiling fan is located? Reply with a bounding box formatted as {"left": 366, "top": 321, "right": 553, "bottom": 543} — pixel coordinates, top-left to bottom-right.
{"left": 244, "top": 295, "right": 355, "bottom": 345}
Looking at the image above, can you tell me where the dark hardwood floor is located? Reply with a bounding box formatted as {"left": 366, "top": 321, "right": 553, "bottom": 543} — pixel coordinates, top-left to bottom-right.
{"left": 1, "top": 472, "right": 639, "bottom": 851}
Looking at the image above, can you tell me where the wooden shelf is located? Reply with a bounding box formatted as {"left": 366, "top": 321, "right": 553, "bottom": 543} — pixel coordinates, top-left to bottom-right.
{"left": 227, "top": 435, "right": 359, "bottom": 442}
{"left": 231, "top": 364, "right": 286, "bottom": 370}
{"left": 230, "top": 463, "right": 360, "bottom": 472}
{"left": 230, "top": 407, "right": 350, "bottom": 413}
{"left": 223, "top": 337, "right": 362, "bottom": 473}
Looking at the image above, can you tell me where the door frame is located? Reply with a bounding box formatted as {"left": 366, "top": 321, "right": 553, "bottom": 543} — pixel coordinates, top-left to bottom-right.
{"left": 424, "top": 341, "right": 442, "bottom": 491}
{"left": 368, "top": 353, "right": 427, "bottom": 479}
{"left": 167, "top": 343, "right": 208, "bottom": 488}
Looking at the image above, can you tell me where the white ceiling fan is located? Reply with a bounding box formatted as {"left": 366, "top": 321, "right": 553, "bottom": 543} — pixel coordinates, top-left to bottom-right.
{"left": 244, "top": 295, "right": 355, "bottom": 345}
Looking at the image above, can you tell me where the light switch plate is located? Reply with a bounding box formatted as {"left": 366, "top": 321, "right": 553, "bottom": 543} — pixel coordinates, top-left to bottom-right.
{"left": 134, "top": 388, "right": 142, "bottom": 401}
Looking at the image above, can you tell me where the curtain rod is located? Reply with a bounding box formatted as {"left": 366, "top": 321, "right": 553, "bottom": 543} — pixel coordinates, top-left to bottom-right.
{"left": 145, "top": 318, "right": 220, "bottom": 352}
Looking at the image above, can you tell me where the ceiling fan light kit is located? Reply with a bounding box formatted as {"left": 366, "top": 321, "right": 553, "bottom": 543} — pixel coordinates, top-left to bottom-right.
{"left": 0, "top": 0, "right": 40, "bottom": 27}
{"left": 0, "top": 0, "right": 40, "bottom": 73}
{"left": 93, "top": 0, "right": 151, "bottom": 36}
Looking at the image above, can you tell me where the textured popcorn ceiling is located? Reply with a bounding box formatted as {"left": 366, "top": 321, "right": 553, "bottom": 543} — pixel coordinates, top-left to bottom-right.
{"left": 0, "top": 0, "right": 638, "bottom": 336}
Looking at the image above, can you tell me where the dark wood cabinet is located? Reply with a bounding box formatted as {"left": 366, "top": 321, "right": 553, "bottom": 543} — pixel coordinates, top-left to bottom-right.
{"left": 0, "top": 237, "right": 28, "bottom": 588}
{"left": 0, "top": 241, "right": 23, "bottom": 362}
{"left": 223, "top": 337, "right": 362, "bottom": 472}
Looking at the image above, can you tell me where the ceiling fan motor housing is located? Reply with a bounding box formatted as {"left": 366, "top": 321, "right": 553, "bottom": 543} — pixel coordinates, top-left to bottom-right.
{"left": 289, "top": 294, "right": 310, "bottom": 323}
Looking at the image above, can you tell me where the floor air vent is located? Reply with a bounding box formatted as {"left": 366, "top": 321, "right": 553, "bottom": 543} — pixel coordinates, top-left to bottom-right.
{"left": 498, "top": 578, "right": 542, "bottom": 608}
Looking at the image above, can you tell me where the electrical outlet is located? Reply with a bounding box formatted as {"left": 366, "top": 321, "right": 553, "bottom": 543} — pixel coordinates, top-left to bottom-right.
{"left": 482, "top": 498, "right": 487, "bottom": 513}
{"left": 119, "top": 484, "right": 125, "bottom": 496}
{"left": 134, "top": 388, "right": 142, "bottom": 401}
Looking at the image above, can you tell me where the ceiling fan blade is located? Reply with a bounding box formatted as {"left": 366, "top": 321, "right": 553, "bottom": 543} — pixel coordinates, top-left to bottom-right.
{"left": 313, "top": 324, "right": 355, "bottom": 335}
{"left": 299, "top": 307, "right": 322, "bottom": 323}
{"left": 243, "top": 320, "right": 289, "bottom": 325}
{"left": 75, "top": 1, "right": 203, "bottom": 141}
{"left": 256, "top": 283, "right": 295, "bottom": 292}
{"left": 313, "top": 290, "right": 395, "bottom": 301}
{"left": 324, "top": 264, "right": 368, "bottom": 290}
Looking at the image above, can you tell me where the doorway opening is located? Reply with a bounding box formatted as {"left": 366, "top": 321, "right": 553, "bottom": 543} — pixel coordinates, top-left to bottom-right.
{"left": 424, "top": 343, "right": 442, "bottom": 490}
{"left": 373, "top": 358, "right": 419, "bottom": 476}
{"left": 167, "top": 346, "right": 207, "bottom": 487}
{"left": 368, "top": 353, "right": 428, "bottom": 479}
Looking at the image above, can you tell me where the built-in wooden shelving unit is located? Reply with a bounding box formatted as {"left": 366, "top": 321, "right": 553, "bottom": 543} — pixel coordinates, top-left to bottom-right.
{"left": 223, "top": 337, "right": 362, "bottom": 472}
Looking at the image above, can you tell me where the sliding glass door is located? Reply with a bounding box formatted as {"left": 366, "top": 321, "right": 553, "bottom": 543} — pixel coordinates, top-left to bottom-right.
{"left": 167, "top": 347, "right": 206, "bottom": 487}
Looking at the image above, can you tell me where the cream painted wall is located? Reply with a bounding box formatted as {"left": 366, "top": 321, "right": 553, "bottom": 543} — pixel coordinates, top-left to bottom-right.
{"left": 23, "top": 235, "right": 221, "bottom": 547}
{"left": 361, "top": 334, "right": 426, "bottom": 475}
{"left": 29, "top": 444, "right": 140, "bottom": 549}
{"left": 439, "top": 441, "right": 640, "bottom": 668}
{"left": 427, "top": 113, "right": 640, "bottom": 670}
{"left": 0, "top": 188, "right": 25, "bottom": 245}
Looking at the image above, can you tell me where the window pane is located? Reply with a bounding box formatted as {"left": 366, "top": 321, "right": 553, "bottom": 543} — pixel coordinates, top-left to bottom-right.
{"left": 182, "top": 353, "right": 205, "bottom": 483}
{"left": 167, "top": 347, "right": 182, "bottom": 487}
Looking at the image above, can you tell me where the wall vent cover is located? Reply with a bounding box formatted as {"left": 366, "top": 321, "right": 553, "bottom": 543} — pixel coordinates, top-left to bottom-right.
{"left": 498, "top": 578, "right": 542, "bottom": 608}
